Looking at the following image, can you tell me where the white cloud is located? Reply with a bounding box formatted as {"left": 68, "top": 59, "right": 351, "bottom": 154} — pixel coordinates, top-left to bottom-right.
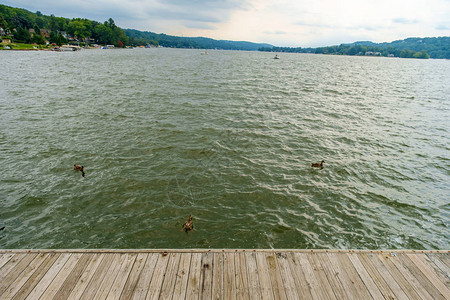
{"left": 2, "top": 0, "right": 449, "bottom": 46}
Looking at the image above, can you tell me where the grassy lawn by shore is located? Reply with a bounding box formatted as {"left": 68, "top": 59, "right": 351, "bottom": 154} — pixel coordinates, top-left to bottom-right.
{"left": 1, "top": 42, "right": 50, "bottom": 50}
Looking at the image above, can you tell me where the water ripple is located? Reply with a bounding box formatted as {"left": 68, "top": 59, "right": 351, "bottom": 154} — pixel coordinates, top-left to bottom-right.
{"left": 0, "top": 49, "right": 449, "bottom": 250}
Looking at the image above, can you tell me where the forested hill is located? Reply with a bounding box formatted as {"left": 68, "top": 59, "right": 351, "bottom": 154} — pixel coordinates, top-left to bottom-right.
{"left": 1, "top": 3, "right": 448, "bottom": 56}
{"left": 260, "top": 37, "right": 450, "bottom": 59}
{"left": 124, "top": 29, "right": 273, "bottom": 50}
{"left": 345, "top": 37, "right": 450, "bottom": 59}
{"left": 0, "top": 4, "right": 272, "bottom": 50}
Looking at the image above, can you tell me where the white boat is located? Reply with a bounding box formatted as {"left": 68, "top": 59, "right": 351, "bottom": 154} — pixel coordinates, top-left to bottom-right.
{"left": 273, "top": 54, "right": 280, "bottom": 59}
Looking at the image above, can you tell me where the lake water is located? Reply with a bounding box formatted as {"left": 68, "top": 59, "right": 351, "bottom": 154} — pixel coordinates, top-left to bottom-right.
{"left": 0, "top": 48, "right": 449, "bottom": 250}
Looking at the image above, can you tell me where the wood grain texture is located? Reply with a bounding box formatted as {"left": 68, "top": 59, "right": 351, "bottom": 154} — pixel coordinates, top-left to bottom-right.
{"left": 0, "top": 249, "right": 447, "bottom": 299}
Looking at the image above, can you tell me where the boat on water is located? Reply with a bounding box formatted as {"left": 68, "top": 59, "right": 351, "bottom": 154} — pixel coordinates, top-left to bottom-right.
{"left": 53, "top": 46, "right": 81, "bottom": 52}
{"left": 200, "top": 51, "right": 209, "bottom": 55}
{"left": 273, "top": 54, "right": 280, "bottom": 59}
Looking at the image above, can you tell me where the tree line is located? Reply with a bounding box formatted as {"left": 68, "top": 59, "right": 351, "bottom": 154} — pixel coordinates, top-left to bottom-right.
{"left": 0, "top": 4, "right": 129, "bottom": 46}
{"left": 124, "top": 29, "right": 271, "bottom": 50}
{"left": 259, "top": 37, "right": 450, "bottom": 59}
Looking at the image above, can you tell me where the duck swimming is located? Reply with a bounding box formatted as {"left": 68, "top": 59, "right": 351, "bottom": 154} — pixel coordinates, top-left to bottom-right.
{"left": 311, "top": 160, "right": 324, "bottom": 168}
{"left": 181, "top": 215, "right": 194, "bottom": 232}
{"left": 74, "top": 164, "right": 85, "bottom": 177}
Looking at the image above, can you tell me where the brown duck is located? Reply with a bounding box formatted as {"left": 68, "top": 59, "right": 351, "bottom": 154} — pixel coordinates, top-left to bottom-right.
{"left": 74, "top": 164, "right": 85, "bottom": 177}
{"left": 311, "top": 160, "right": 324, "bottom": 168}
{"left": 181, "top": 215, "right": 194, "bottom": 232}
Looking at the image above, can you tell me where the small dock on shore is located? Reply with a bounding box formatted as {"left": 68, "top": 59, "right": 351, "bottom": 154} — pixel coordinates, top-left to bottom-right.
{"left": 0, "top": 249, "right": 449, "bottom": 299}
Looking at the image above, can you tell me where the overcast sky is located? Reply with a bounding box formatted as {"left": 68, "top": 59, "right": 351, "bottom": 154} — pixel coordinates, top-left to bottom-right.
{"left": 3, "top": 0, "right": 450, "bottom": 47}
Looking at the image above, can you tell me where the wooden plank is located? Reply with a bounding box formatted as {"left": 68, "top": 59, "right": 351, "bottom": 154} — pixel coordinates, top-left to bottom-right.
{"left": 93, "top": 253, "right": 126, "bottom": 299}
{"left": 346, "top": 253, "right": 384, "bottom": 300}
{"left": 223, "top": 252, "right": 236, "bottom": 300}
{"left": 200, "top": 252, "right": 214, "bottom": 300}
{"left": 11, "top": 253, "right": 60, "bottom": 300}
{"left": 376, "top": 253, "right": 422, "bottom": 299}
{"left": 286, "top": 253, "right": 312, "bottom": 300}
{"left": 132, "top": 253, "right": 159, "bottom": 300}
{"left": 0, "top": 250, "right": 447, "bottom": 300}
{"left": 172, "top": 253, "right": 192, "bottom": 300}
{"left": 265, "top": 252, "right": 287, "bottom": 300}
{"left": 79, "top": 253, "right": 116, "bottom": 300}
{"left": 407, "top": 253, "right": 450, "bottom": 299}
{"left": 398, "top": 253, "right": 446, "bottom": 300}
{"left": 159, "top": 253, "right": 181, "bottom": 300}
{"left": 0, "top": 253, "right": 38, "bottom": 296}
{"left": 427, "top": 253, "right": 450, "bottom": 279}
{"left": 186, "top": 252, "right": 203, "bottom": 299}
{"left": 316, "top": 253, "right": 354, "bottom": 300}
{"left": 307, "top": 253, "right": 337, "bottom": 300}
{"left": 418, "top": 254, "right": 450, "bottom": 288}
{"left": 435, "top": 253, "right": 450, "bottom": 269}
{"left": 389, "top": 253, "right": 435, "bottom": 300}
{"left": 357, "top": 253, "right": 396, "bottom": 300}
{"left": 327, "top": 253, "right": 362, "bottom": 299}
{"left": 244, "top": 252, "right": 262, "bottom": 300}
{"left": 66, "top": 253, "right": 105, "bottom": 300}
{"left": 0, "top": 253, "right": 15, "bottom": 270}
{"left": 255, "top": 252, "right": 274, "bottom": 300}
{"left": 107, "top": 253, "right": 138, "bottom": 300}
{"left": 276, "top": 252, "right": 299, "bottom": 300}
{"left": 334, "top": 253, "right": 372, "bottom": 299}
{"left": 52, "top": 253, "right": 93, "bottom": 300}
{"left": 365, "top": 253, "right": 409, "bottom": 300}
{"left": 212, "top": 252, "right": 224, "bottom": 300}
{"left": 235, "top": 252, "right": 250, "bottom": 300}
{"left": 38, "top": 253, "right": 84, "bottom": 300}
{"left": 24, "top": 253, "right": 72, "bottom": 300}
{"left": 145, "top": 252, "right": 169, "bottom": 300}
{"left": 0, "top": 254, "right": 27, "bottom": 282}
{"left": 119, "top": 253, "right": 149, "bottom": 300}
{"left": 298, "top": 252, "right": 328, "bottom": 300}
{"left": 0, "top": 253, "right": 48, "bottom": 300}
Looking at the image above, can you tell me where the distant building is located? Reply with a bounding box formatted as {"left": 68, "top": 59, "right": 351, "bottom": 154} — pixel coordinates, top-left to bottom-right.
{"left": 365, "top": 51, "right": 382, "bottom": 56}
{"left": 41, "top": 29, "right": 50, "bottom": 38}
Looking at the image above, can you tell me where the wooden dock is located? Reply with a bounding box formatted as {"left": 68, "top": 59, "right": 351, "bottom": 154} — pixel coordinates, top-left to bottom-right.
{"left": 0, "top": 249, "right": 448, "bottom": 299}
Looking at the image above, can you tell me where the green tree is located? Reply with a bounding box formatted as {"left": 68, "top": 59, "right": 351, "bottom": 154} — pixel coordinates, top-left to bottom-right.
{"left": 67, "top": 19, "right": 91, "bottom": 40}
{"left": 94, "top": 23, "right": 114, "bottom": 44}
{"left": 0, "top": 15, "right": 8, "bottom": 30}
{"left": 413, "top": 50, "right": 430, "bottom": 59}
{"left": 14, "top": 26, "right": 31, "bottom": 42}
{"left": 33, "top": 24, "right": 41, "bottom": 35}
{"left": 31, "top": 33, "right": 45, "bottom": 45}
{"left": 49, "top": 31, "right": 67, "bottom": 46}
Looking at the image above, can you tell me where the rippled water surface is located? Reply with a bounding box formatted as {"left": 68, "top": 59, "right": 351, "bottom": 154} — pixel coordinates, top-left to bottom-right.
{"left": 1, "top": 49, "right": 449, "bottom": 249}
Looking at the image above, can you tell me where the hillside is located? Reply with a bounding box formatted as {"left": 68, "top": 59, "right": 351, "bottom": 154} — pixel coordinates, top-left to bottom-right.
{"left": 259, "top": 36, "right": 450, "bottom": 59}
{"left": 345, "top": 37, "right": 450, "bottom": 59}
{"left": 1, "top": 3, "right": 448, "bottom": 57}
{"left": 0, "top": 4, "right": 272, "bottom": 50}
{"left": 124, "top": 29, "right": 272, "bottom": 50}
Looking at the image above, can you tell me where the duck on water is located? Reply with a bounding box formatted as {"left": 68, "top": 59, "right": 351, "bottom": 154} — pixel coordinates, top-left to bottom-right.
{"left": 311, "top": 160, "right": 324, "bottom": 168}
{"left": 74, "top": 164, "right": 85, "bottom": 177}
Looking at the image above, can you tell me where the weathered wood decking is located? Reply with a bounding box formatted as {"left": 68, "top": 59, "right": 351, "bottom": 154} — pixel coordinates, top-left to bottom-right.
{"left": 0, "top": 249, "right": 448, "bottom": 299}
